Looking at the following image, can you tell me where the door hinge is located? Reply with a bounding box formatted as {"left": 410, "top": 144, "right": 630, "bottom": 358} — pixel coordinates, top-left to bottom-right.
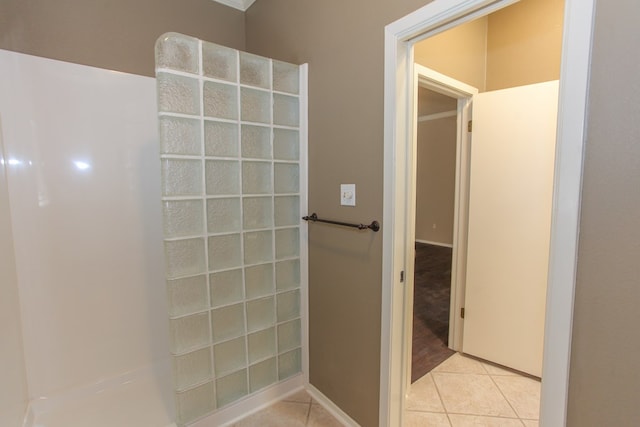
{"left": 468, "top": 120, "right": 473, "bottom": 132}
{"left": 461, "top": 307, "right": 465, "bottom": 319}
{"left": 400, "top": 271, "right": 405, "bottom": 283}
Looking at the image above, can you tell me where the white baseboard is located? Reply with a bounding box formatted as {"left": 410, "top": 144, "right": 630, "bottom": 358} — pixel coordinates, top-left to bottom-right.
{"left": 415, "top": 239, "right": 453, "bottom": 248}
{"left": 306, "top": 384, "right": 360, "bottom": 427}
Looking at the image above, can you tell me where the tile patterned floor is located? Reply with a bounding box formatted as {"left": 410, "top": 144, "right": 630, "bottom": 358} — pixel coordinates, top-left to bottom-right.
{"left": 405, "top": 353, "right": 541, "bottom": 426}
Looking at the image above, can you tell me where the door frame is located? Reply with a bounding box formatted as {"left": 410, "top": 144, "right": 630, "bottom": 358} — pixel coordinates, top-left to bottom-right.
{"left": 380, "top": 0, "right": 596, "bottom": 426}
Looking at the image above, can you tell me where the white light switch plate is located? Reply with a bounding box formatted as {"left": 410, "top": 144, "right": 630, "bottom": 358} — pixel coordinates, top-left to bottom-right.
{"left": 341, "top": 184, "right": 356, "bottom": 206}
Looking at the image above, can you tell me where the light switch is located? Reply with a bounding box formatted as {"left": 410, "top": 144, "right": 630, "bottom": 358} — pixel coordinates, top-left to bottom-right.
{"left": 340, "top": 184, "right": 356, "bottom": 206}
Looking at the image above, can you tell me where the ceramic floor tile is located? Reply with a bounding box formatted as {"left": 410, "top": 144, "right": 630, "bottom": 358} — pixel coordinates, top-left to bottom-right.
{"left": 404, "top": 411, "right": 451, "bottom": 427}
{"left": 433, "top": 373, "right": 516, "bottom": 418}
{"left": 432, "top": 353, "right": 486, "bottom": 374}
{"left": 522, "top": 420, "right": 539, "bottom": 427}
{"left": 481, "top": 362, "right": 521, "bottom": 376}
{"left": 307, "top": 403, "right": 343, "bottom": 427}
{"left": 232, "top": 401, "right": 309, "bottom": 427}
{"left": 407, "top": 373, "right": 445, "bottom": 412}
{"left": 282, "top": 389, "right": 312, "bottom": 404}
{"left": 448, "top": 414, "right": 524, "bottom": 426}
{"left": 492, "top": 376, "right": 541, "bottom": 419}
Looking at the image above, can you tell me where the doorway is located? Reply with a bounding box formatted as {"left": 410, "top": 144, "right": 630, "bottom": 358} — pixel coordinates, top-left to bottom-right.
{"left": 381, "top": 0, "right": 596, "bottom": 426}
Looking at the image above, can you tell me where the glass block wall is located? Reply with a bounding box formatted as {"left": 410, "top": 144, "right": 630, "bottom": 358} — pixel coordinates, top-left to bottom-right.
{"left": 155, "top": 33, "right": 304, "bottom": 426}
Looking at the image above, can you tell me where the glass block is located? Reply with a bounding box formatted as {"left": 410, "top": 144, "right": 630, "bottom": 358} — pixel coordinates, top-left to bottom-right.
{"left": 241, "top": 125, "right": 271, "bottom": 159}
{"left": 213, "top": 337, "right": 246, "bottom": 376}
{"left": 204, "top": 121, "right": 239, "bottom": 157}
{"left": 273, "top": 60, "right": 299, "bottom": 94}
{"left": 157, "top": 72, "right": 200, "bottom": 115}
{"left": 210, "top": 269, "right": 243, "bottom": 308}
{"left": 245, "top": 263, "right": 274, "bottom": 299}
{"left": 243, "top": 196, "right": 273, "bottom": 230}
{"left": 211, "top": 303, "right": 245, "bottom": 343}
{"left": 206, "top": 197, "right": 241, "bottom": 233}
{"left": 216, "top": 369, "right": 248, "bottom": 408}
{"left": 163, "top": 199, "right": 204, "bottom": 238}
{"left": 274, "top": 196, "right": 300, "bottom": 227}
{"left": 276, "top": 259, "right": 300, "bottom": 291}
{"left": 278, "top": 348, "right": 301, "bottom": 381}
{"left": 277, "top": 289, "right": 300, "bottom": 323}
{"left": 248, "top": 327, "right": 276, "bottom": 364}
{"left": 176, "top": 381, "right": 215, "bottom": 425}
{"left": 277, "top": 319, "right": 301, "bottom": 353}
{"left": 275, "top": 228, "right": 299, "bottom": 259}
{"left": 273, "top": 94, "right": 299, "bottom": 127}
{"left": 159, "top": 116, "right": 201, "bottom": 156}
{"left": 169, "top": 312, "right": 210, "bottom": 354}
{"left": 241, "top": 88, "right": 270, "bottom": 124}
{"left": 244, "top": 231, "right": 273, "bottom": 265}
{"left": 273, "top": 129, "right": 299, "bottom": 160}
{"left": 164, "top": 238, "right": 206, "bottom": 279}
{"left": 203, "top": 81, "right": 238, "bottom": 120}
{"left": 172, "top": 348, "right": 212, "bottom": 391}
{"left": 156, "top": 33, "right": 199, "bottom": 74}
{"left": 205, "top": 160, "right": 240, "bottom": 195}
{"left": 202, "top": 41, "right": 237, "bottom": 82}
{"left": 240, "top": 52, "right": 270, "bottom": 89}
{"left": 161, "top": 159, "right": 202, "bottom": 197}
{"left": 274, "top": 163, "right": 299, "bottom": 194}
{"left": 208, "top": 234, "right": 242, "bottom": 271}
{"left": 247, "top": 296, "right": 275, "bottom": 333}
{"left": 249, "top": 357, "right": 277, "bottom": 393}
{"left": 167, "top": 275, "right": 208, "bottom": 317}
{"left": 242, "top": 161, "right": 272, "bottom": 194}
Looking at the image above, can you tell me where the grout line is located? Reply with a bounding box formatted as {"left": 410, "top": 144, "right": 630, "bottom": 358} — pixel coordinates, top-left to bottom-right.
{"left": 429, "top": 372, "right": 450, "bottom": 415}
{"left": 487, "top": 372, "right": 522, "bottom": 420}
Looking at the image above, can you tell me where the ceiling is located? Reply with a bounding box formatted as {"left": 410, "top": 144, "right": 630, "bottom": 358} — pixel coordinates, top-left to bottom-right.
{"left": 212, "top": 0, "right": 257, "bottom": 11}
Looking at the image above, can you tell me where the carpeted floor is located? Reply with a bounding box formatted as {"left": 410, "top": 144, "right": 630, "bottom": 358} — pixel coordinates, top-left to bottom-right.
{"left": 412, "top": 242, "right": 455, "bottom": 383}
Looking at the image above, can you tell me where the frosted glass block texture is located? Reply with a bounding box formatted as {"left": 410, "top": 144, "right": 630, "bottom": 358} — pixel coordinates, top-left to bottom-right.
{"left": 273, "top": 60, "right": 299, "bottom": 94}
{"left": 242, "top": 161, "right": 272, "bottom": 194}
{"left": 247, "top": 296, "right": 275, "bottom": 333}
{"left": 249, "top": 358, "right": 277, "bottom": 393}
{"left": 248, "top": 327, "right": 276, "bottom": 364}
{"left": 241, "top": 125, "right": 271, "bottom": 159}
{"left": 244, "top": 231, "right": 273, "bottom": 265}
{"left": 163, "top": 200, "right": 204, "bottom": 238}
{"left": 164, "top": 238, "right": 206, "bottom": 279}
{"left": 206, "top": 197, "right": 241, "bottom": 233}
{"left": 276, "top": 228, "right": 300, "bottom": 259}
{"left": 208, "top": 234, "right": 242, "bottom": 271}
{"left": 216, "top": 370, "right": 248, "bottom": 408}
{"left": 167, "top": 275, "right": 208, "bottom": 317}
{"left": 205, "top": 160, "right": 240, "bottom": 195}
{"left": 277, "top": 319, "right": 301, "bottom": 354}
{"left": 157, "top": 73, "right": 200, "bottom": 115}
{"left": 274, "top": 163, "right": 299, "bottom": 194}
{"left": 245, "top": 263, "right": 274, "bottom": 299}
{"left": 241, "top": 88, "right": 270, "bottom": 124}
{"left": 273, "top": 129, "right": 299, "bottom": 160}
{"left": 273, "top": 94, "right": 299, "bottom": 127}
{"left": 210, "top": 269, "right": 243, "bottom": 308}
{"left": 274, "top": 196, "right": 299, "bottom": 227}
{"left": 204, "top": 121, "right": 238, "bottom": 157}
{"left": 156, "top": 33, "right": 199, "bottom": 74}
{"left": 170, "top": 312, "right": 210, "bottom": 354}
{"left": 277, "top": 289, "right": 300, "bottom": 323}
{"left": 159, "top": 116, "right": 201, "bottom": 155}
{"left": 204, "top": 82, "right": 238, "bottom": 120}
{"left": 173, "top": 348, "right": 212, "bottom": 391}
{"left": 240, "top": 52, "right": 270, "bottom": 89}
{"left": 278, "top": 348, "right": 301, "bottom": 381}
{"left": 202, "top": 41, "right": 237, "bottom": 82}
{"left": 213, "top": 337, "right": 246, "bottom": 376}
{"left": 243, "top": 196, "right": 273, "bottom": 230}
{"left": 176, "top": 381, "right": 215, "bottom": 425}
{"left": 161, "top": 159, "right": 202, "bottom": 197}
{"left": 276, "top": 260, "right": 300, "bottom": 291}
{"left": 211, "top": 303, "right": 245, "bottom": 343}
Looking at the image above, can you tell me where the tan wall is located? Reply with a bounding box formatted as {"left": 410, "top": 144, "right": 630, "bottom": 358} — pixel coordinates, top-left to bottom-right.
{"left": 0, "top": 0, "right": 245, "bottom": 77}
{"left": 246, "top": 2, "right": 431, "bottom": 425}
{"left": 415, "top": 88, "right": 457, "bottom": 245}
{"left": 567, "top": 0, "right": 640, "bottom": 425}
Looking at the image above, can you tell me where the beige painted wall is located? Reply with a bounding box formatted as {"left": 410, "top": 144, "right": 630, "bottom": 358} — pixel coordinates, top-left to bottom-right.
{"left": 567, "top": 0, "right": 640, "bottom": 425}
{"left": 0, "top": 0, "right": 245, "bottom": 77}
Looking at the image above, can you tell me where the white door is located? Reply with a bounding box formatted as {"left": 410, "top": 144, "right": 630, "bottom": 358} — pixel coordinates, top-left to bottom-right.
{"left": 462, "top": 80, "right": 559, "bottom": 377}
